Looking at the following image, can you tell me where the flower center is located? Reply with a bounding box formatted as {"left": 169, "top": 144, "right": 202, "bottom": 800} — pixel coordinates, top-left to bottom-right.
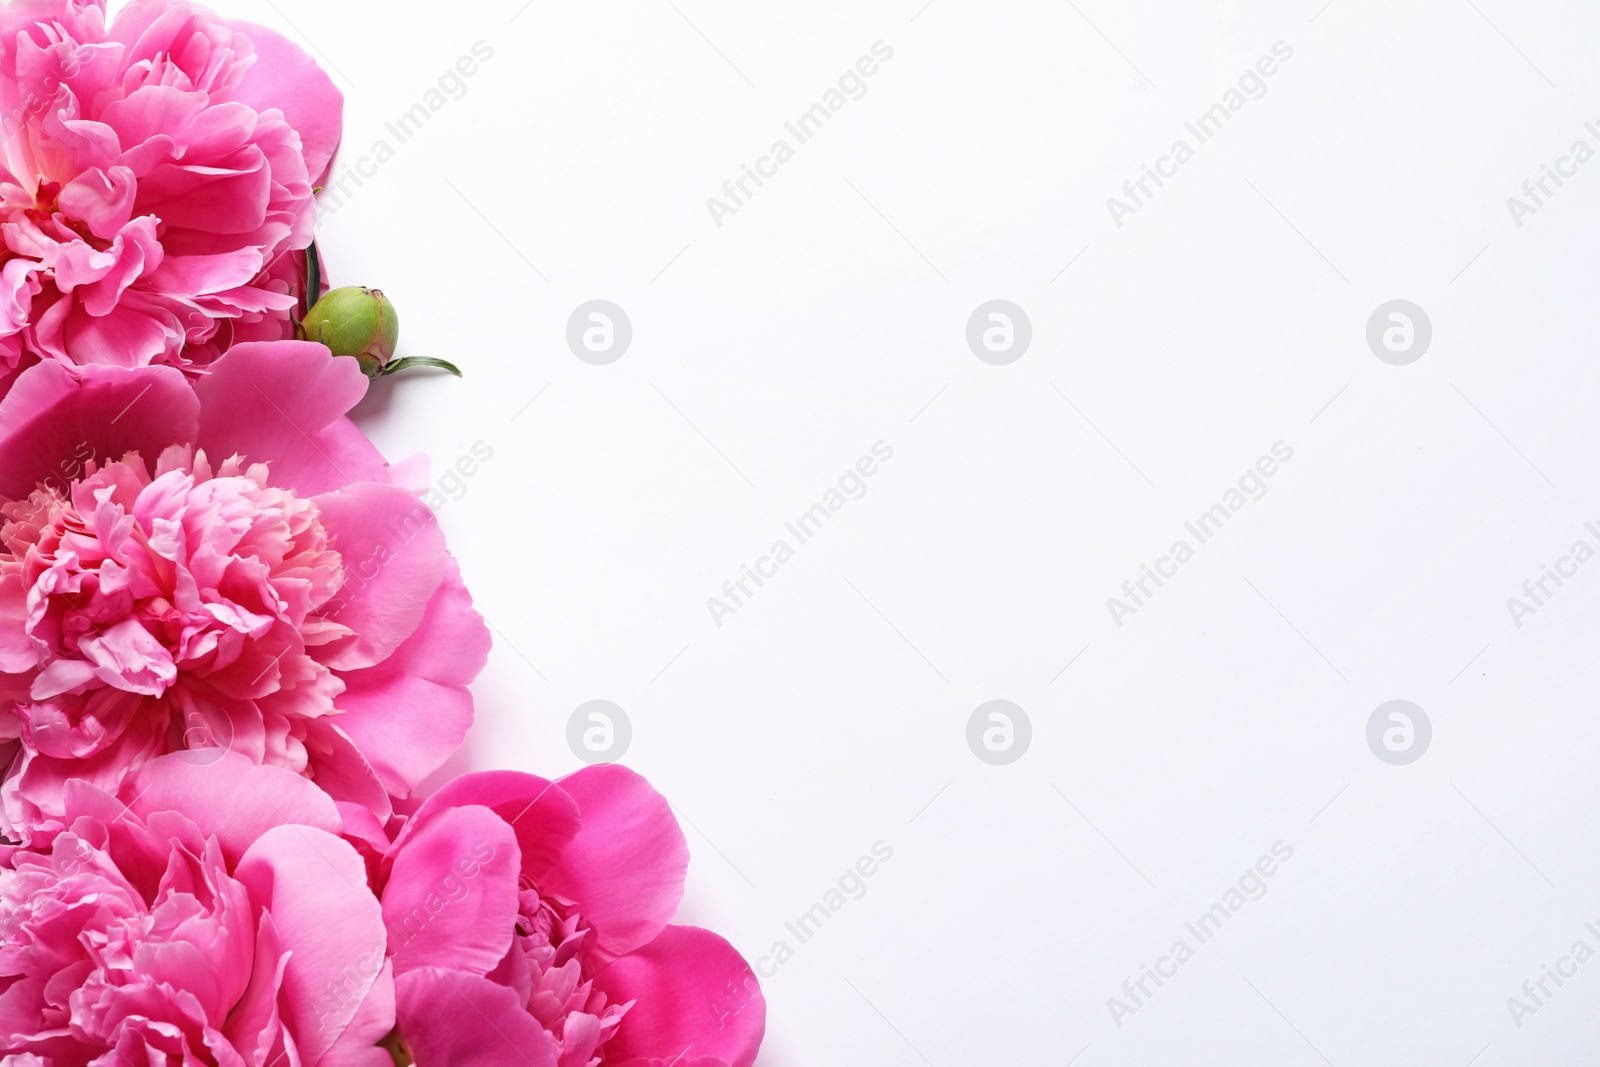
{"left": 0, "top": 448, "right": 346, "bottom": 727}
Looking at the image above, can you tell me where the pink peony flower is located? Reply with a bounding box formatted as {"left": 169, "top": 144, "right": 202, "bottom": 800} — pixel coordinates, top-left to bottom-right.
{"left": 0, "top": 339, "right": 488, "bottom": 842}
{"left": 0, "top": 753, "right": 394, "bottom": 1066}
{"left": 0, "top": 0, "right": 341, "bottom": 377}
{"left": 371, "top": 765, "right": 765, "bottom": 1067}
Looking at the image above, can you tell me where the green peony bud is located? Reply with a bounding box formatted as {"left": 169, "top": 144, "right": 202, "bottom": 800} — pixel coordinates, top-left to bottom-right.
{"left": 304, "top": 286, "right": 400, "bottom": 377}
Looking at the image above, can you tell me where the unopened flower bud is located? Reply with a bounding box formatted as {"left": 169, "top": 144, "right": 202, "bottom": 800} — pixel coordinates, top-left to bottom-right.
{"left": 304, "top": 286, "right": 399, "bottom": 377}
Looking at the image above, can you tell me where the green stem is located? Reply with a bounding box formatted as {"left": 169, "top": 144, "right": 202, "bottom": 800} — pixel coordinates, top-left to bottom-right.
{"left": 304, "top": 240, "right": 322, "bottom": 317}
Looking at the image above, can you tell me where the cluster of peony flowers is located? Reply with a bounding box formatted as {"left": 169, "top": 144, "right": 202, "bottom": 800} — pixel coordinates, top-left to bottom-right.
{"left": 0, "top": 3, "right": 765, "bottom": 1066}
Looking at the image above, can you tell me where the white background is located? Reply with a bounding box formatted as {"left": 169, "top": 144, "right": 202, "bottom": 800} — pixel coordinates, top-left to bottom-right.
{"left": 236, "top": 0, "right": 1600, "bottom": 1062}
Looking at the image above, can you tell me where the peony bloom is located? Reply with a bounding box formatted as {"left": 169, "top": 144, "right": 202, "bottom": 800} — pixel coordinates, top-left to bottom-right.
{"left": 371, "top": 765, "right": 765, "bottom": 1067}
{"left": 0, "top": 753, "right": 393, "bottom": 1066}
{"left": 0, "top": 0, "right": 341, "bottom": 380}
{"left": 0, "top": 339, "right": 488, "bottom": 842}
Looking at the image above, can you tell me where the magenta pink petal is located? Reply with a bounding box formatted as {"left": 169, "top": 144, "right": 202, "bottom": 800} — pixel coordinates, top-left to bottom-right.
{"left": 221, "top": 908, "right": 290, "bottom": 1063}
{"left": 110, "top": 0, "right": 216, "bottom": 65}
{"left": 147, "top": 248, "right": 267, "bottom": 296}
{"left": 40, "top": 299, "right": 176, "bottom": 368}
{"left": 58, "top": 165, "right": 138, "bottom": 239}
{"left": 336, "top": 797, "right": 393, "bottom": 861}
{"left": 333, "top": 563, "right": 488, "bottom": 796}
{"left": 234, "top": 824, "right": 389, "bottom": 1067}
{"left": 542, "top": 765, "right": 689, "bottom": 959}
{"left": 123, "top": 752, "right": 341, "bottom": 864}
{"left": 405, "top": 771, "right": 581, "bottom": 883}
{"left": 395, "top": 968, "right": 559, "bottom": 1067}
{"left": 0, "top": 572, "right": 35, "bottom": 672}
{"left": 222, "top": 18, "right": 344, "bottom": 186}
{"left": 319, "top": 960, "right": 396, "bottom": 1067}
{"left": 382, "top": 803, "right": 520, "bottom": 976}
{"left": 141, "top": 156, "right": 273, "bottom": 236}
{"left": 0, "top": 360, "right": 197, "bottom": 500}
{"left": 591, "top": 926, "right": 765, "bottom": 1067}
{"left": 192, "top": 340, "right": 384, "bottom": 497}
{"left": 311, "top": 482, "right": 447, "bottom": 671}
{"left": 302, "top": 720, "right": 394, "bottom": 822}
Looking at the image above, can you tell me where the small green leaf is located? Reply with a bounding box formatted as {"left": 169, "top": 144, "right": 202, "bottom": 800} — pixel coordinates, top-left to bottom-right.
{"left": 380, "top": 356, "right": 462, "bottom": 378}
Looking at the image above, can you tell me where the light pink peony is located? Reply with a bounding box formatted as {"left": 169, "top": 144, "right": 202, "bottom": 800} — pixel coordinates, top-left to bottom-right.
{"left": 370, "top": 766, "right": 765, "bottom": 1067}
{"left": 0, "top": 339, "right": 488, "bottom": 842}
{"left": 0, "top": 0, "right": 341, "bottom": 379}
{"left": 0, "top": 753, "right": 393, "bottom": 1066}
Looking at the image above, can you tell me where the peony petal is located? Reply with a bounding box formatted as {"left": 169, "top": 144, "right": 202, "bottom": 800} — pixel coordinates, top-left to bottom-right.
{"left": 335, "top": 798, "right": 392, "bottom": 862}
{"left": 301, "top": 719, "right": 393, "bottom": 823}
{"left": 319, "top": 959, "right": 396, "bottom": 1067}
{"left": 222, "top": 18, "right": 344, "bottom": 186}
{"left": 541, "top": 765, "right": 689, "bottom": 959}
{"left": 234, "top": 824, "right": 388, "bottom": 1067}
{"left": 29, "top": 657, "right": 96, "bottom": 701}
{"left": 124, "top": 751, "right": 341, "bottom": 864}
{"left": 590, "top": 926, "right": 765, "bottom": 1067}
{"left": 46, "top": 297, "right": 178, "bottom": 368}
{"left": 222, "top": 909, "right": 291, "bottom": 1064}
{"left": 0, "top": 360, "right": 197, "bottom": 501}
{"left": 394, "top": 969, "right": 558, "bottom": 1067}
{"left": 78, "top": 616, "right": 176, "bottom": 696}
{"left": 148, "top": 247, "right": 267, "bottom": 296}
{"left": 58, "top": 165, "right": 138, "bottom": 239}
{"left": 403, "top": 771, "right": 580, "bottom": 884}
{"left": 382, "top": 804, "right": 519, "bottom": 976}
{"left": 332, "top": 562, "right": 488, "bottom": 796}
{"left": 193, "top": 340, "right": 384, "bottom": 497}
{"left": 0, "top": 572, "right": 36, "bottom": 672}
{"left": 311, "top": 482, "right": 446, "bottom": 672}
